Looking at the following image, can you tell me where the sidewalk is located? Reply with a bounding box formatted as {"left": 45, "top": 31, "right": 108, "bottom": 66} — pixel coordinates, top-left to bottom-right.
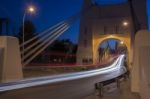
{"left": 83, "top": 79, "right": 141, "bottom": 99}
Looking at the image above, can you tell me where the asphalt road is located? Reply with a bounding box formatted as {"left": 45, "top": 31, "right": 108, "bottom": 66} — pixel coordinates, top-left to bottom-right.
{"left": 0, "top": 55, "right": 126, "bottom": 99}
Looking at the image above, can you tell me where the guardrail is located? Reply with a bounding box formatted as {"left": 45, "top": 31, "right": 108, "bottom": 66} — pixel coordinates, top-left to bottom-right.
{"left": 0, "top": 55, "right": 127, "bottom": 99}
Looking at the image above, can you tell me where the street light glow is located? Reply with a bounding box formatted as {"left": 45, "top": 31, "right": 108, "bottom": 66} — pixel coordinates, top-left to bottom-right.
{"left": 123, "top": 21, "right": 128, "bottom": 26}
{"left": 27, "top": 6, "right": 36, "bottom": 13}
{"left": 120, "top": 41, "right": 124, "bottom": 44}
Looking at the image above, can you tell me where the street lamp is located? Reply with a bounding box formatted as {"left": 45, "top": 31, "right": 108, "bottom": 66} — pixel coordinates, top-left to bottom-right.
{"left": 22, "top": 5, "right": 36, "bottom": 66}
{"left": 28, "top": 6, "right": 35, "bottom": 13}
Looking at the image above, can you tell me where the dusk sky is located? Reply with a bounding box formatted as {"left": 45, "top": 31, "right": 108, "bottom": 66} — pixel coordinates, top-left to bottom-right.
{"left": 0, "top": 0, "right": 150, "bottom": 46}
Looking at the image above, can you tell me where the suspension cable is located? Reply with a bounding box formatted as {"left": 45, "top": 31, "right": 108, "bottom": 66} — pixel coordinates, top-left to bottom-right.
{"left": 21, "top": 12, "right": 80, "bottom": 47}
{"left": 23, "top": 25, "right": 69, "bottom": 61}
{"left": 21, "top": 23, "right": 67, "bottom": 54}
{"left": 20, "top": 21, "right": 65, "bottom": 47}
{"left": 24, "top": 27, "right": 69, "bottom": 66}
{"left": 22, "top": 12, "right": 80, "bottom": 65}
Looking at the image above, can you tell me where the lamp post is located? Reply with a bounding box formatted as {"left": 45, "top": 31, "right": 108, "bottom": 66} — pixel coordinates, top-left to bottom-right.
{"left": 22, "top": 5, "right": 35, "bottom": 66}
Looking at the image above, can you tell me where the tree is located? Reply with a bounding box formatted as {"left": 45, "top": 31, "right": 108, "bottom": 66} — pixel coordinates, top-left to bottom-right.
{"left": 17, "top": 20, "right": 36, "bottom": 44}
{"left": 38, "top": 39, "right": 78, "bottom": 63}
{"left": 17, "top": 20, "right": 38, "bottom": 64}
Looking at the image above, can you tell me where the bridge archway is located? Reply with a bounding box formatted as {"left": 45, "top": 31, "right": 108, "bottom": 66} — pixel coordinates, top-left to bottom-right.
{"left": 77, "top": 0, "right": 147, "bottom": 67}
{"left": 96, "top": 38, "right": 128, "bottom": 63}
{"left": 93, "top": 34, "right": 131, "bottom": 66}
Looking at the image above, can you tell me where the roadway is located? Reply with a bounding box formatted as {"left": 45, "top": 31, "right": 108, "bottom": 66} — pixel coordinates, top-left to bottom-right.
{"left": 0, "top": 55, "right": 126, "bottom": 99}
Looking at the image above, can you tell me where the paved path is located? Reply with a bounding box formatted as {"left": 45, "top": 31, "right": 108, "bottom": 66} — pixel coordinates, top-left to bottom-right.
{"left": 83, "top": 79, "right": 141, "bottom": 99}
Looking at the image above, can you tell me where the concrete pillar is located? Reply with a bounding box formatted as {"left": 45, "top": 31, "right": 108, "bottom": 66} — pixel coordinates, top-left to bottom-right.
{"left": 131, "top": 30, "right": 150, "bottom": 99}
{"left": 0, "top": 36, "right": 23, "bottom": 82}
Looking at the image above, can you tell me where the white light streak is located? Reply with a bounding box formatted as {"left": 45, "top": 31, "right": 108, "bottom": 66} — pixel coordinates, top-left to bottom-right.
{"left": 0, "top": 55, "right": 125, "bottom": 92}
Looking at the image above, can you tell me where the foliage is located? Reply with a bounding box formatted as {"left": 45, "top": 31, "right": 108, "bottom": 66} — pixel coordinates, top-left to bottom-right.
{"left": 17, "top": 20, "right": 36, "bottom": 44}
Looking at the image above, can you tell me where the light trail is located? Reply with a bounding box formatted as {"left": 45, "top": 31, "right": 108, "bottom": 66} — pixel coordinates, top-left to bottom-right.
{"left": 0, "top": 55, "right": 125, "bottom": 92}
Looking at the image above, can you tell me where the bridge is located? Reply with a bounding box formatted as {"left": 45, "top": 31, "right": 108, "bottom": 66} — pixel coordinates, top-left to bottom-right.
{"left": 0, "top": 0, "right": 150, "bottom": 99}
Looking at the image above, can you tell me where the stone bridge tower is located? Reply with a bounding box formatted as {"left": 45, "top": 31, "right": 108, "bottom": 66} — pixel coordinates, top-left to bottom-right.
{"left": 77, "top": 0, "right": 148, "bottom": 65}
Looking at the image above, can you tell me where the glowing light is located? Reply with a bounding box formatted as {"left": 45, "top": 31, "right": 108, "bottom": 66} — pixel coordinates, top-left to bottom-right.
{"left": 107, "top": 35, "right": 113, "bottom": 38}
{"left": 120, "top": 41, "right": 124, "bottom": 44}
{"left": 0, "top": 55, "right": 125, "bottom": 92}
{"left": 110, "top": 35, "right": 113, "bottom": 37}
{"left": 27, "top": 6, "right": 36, "bottom": 13}
{"left": 123, "top": 21, "right": 128, "bottom": 26}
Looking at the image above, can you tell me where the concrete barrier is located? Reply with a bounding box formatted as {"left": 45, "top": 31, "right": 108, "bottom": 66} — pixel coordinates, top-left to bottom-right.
{"left": 0, "top": 36, "right": 23, "bottom": 82}
{"left": 131, "top": 30, "right": 150, "bottom": 99}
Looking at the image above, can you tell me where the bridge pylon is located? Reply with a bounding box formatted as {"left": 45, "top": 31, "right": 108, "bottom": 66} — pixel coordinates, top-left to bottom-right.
{"left": 0, "top": 36, "right": 23, "bottom": 82}
{"left": 77, "top": 0, "right": 147, "bottom": 66}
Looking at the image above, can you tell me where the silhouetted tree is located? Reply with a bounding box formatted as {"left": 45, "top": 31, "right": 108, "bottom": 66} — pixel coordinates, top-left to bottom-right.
{"left": 47, "top": 39, "right": 73, "bottom": 53}
{"left": 17, "top": 20, "right": 36, "bottom": 44}
{"left": 35, "top": 39, "right": 78, "bottom": 63}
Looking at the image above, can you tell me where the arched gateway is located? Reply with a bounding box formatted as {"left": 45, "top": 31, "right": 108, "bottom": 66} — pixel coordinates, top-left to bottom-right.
{"left": 77, "top": 0, "right": 148, "bottom": 66}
